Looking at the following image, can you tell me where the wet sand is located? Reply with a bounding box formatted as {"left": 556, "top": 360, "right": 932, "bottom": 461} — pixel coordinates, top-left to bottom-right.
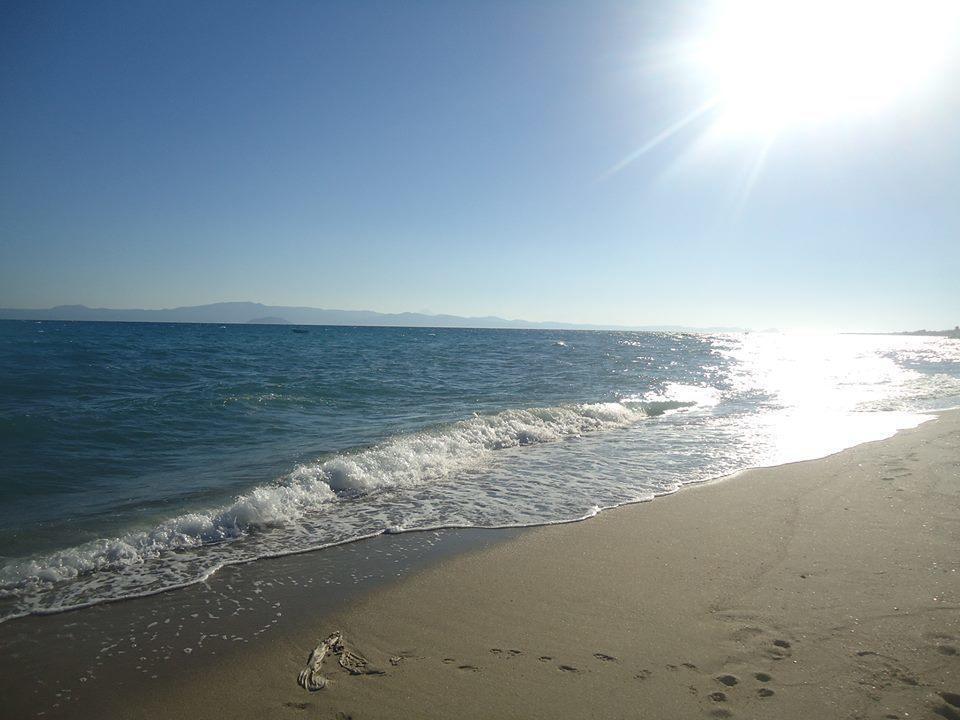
{"left": 3, "top": 411, "right": 959, "bottom": 719}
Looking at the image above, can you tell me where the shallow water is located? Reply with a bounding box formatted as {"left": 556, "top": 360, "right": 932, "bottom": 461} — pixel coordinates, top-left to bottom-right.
{"left": 1, "top": 321, "right": 958, "bottom": 621}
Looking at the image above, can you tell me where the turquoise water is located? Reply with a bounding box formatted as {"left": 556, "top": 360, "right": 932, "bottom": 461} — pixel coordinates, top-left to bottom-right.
{"left": 1, "top": 320, "right": 958, "bottom": 621}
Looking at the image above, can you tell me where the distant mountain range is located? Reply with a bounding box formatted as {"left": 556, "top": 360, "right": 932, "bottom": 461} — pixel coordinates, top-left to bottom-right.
{"left": 0, "top": 302, "right": 745, "bottom": 333}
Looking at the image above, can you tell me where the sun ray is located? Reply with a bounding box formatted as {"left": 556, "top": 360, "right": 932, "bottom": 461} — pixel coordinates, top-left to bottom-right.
{"left": 731, "top": 131, "right": 778, "bottom": 216}
{"left": 598, "top": 98, "right": 718, "bottom": 181}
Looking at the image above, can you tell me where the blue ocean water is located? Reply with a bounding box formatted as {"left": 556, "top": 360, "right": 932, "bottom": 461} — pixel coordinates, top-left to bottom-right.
{"left": 1, "top": 320, "right": 958, "bottom": 621}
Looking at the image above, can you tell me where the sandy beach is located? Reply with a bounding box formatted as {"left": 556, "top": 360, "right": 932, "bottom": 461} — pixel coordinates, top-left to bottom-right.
{"left": 5, "top": 1, "right": 959, "bottom": 717}
{"left": 3, "top": 411, "right": 959, "bottom": 719}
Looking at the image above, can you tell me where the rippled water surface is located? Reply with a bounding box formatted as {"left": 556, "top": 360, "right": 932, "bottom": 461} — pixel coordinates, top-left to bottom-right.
{"left": 1, "top": 321, "right": 958, "bottom": 620}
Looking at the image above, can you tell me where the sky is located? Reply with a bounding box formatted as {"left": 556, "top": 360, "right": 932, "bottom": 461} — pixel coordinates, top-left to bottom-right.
{"left": 1, "top": 0, "right": 959, "bottom": 332}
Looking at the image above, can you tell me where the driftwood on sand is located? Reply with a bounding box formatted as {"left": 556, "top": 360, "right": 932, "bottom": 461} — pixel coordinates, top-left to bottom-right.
{"left": 297, "top": 631, "right": 384, "bottom": 691}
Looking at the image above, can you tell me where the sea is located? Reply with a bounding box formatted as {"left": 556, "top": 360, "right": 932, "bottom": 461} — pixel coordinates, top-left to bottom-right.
{"left": 1, "top": 320, "right": 958, "bottom": 623}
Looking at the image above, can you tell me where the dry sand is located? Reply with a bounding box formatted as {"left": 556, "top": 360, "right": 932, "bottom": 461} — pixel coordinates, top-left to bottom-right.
{"left": 7, "top": 412, "right": 960, "bottom": 719}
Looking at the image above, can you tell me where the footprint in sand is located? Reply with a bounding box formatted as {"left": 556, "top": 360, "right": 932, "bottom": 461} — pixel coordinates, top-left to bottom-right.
{"left": 558, "top": 664, "right": 580, "bottom": 673}
{"left": 768, "top": 639, "right": 793, "bottom": 660}
{"left": 441, "top": 658, "right": 481, "bottom": 672}
{"left": 938, "top": 692, "right": 960, "bottom": 720}
{"left": 283, "top": 701, "right": 311, "bottom": 710}
{"left": 730, "top": 625, "right": 764, "bottom": 642}
{"left": 927, "top": 633, "right": 958, "bottom": 657}
{"left": 716, "top": 674, "right": 739, "bottom": 687}
{"left": 593, "top": 653, "right": 618, "bottom": 663}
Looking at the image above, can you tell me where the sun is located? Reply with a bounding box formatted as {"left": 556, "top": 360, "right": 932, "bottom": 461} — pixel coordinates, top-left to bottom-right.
{"left": 694, "top": 0, "right": 960, "bottom": 133}
{"left": 602, "top": 0, "right": 959, "bottom": 186}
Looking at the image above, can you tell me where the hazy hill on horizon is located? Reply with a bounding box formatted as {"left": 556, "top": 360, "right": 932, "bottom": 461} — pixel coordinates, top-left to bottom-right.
{"left": 0, "top": 301, "right": 744, "bottom": 333}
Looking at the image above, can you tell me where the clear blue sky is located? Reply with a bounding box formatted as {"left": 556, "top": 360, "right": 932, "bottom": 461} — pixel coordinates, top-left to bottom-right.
{"left": 1, "top": 1, "right": 958, "bottom": 331}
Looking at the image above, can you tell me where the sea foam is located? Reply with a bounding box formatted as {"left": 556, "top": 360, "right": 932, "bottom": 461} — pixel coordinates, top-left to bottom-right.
{"left": 0, "top": 398, "right": 668, "bottom": 601}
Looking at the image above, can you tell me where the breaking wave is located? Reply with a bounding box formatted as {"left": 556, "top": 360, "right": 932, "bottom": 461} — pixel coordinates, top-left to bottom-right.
{"left": 0, "top": 398, "right": 687, "bottom": 609}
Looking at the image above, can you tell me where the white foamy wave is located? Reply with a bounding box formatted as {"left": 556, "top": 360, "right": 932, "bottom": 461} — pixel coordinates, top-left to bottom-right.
{"left": 304, "top": 402, "right": 657, "bottom": 495}
{"left": 0, "top": 399, "right": 667, "bottom": 598}
{"left": 0, "top": 480, "right": 341, "bottom": 588}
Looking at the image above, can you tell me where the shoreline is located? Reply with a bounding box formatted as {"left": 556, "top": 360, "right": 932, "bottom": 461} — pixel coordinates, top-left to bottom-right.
{"left": 0, "top": 524, "right": 526, "bottom": 719}
{"left": 1, "top": 407, "right": 939, "bottom": 627}
{"left": 2, "top": 411, "right": 959, "bottom": 718}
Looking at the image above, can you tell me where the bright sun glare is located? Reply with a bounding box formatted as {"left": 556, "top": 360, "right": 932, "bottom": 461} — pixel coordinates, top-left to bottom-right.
{"left": 604, "top": 0, "right": 960, "bottom": 191}
{"left": 697, "top": 0, "right": 960, "bottom": 132}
